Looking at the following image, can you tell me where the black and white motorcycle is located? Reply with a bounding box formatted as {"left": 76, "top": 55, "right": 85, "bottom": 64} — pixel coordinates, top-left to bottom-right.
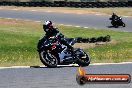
{"left": 37, "top": 35, "right": 90, "bottom": 68}
{"left": 109, "top": 16, "right": 125, "bottom": 28}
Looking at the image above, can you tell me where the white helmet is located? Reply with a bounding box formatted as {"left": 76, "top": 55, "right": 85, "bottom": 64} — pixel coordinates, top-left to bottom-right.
{"left": 44, "top": 21, "right": 52, "bottom": 26}
{"left": 43, "top": 21, "right": 53, "bottom": 31}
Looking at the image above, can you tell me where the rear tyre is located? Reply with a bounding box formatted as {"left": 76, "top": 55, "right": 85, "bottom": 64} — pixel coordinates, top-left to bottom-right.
{"left": 39, "top": 50, "right": 58, "bottom": 68}
{"left": 111, "top": 21, "right": 118, "bottom": 28}
{"left": 115, "top": 25, "right": 119, "bottom": 28}
{"left": 122, "top": 23, "right": 125, "bottom": 27}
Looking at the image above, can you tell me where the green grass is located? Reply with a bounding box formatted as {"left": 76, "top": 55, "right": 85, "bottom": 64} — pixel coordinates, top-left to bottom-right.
{"left": 0, "top": 18, "right": 132, "bottom": 66}
{"left": 0, "top": 19, "right": 43, "bottom": 66}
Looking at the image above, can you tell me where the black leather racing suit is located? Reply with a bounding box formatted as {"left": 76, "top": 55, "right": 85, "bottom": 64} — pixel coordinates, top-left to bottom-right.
{"left": 111, "top": 14, "right": 119, "bottom": 21}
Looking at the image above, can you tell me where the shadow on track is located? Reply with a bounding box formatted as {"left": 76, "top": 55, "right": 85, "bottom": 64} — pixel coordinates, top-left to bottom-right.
{"left": 107, "top": 26, "right": 115, "bottom": 28}
{"left": 30, "top": 65, "right": 79, "bottom": 68}
{"left": 107, "top": 26, "right": 125, "bottom": 28}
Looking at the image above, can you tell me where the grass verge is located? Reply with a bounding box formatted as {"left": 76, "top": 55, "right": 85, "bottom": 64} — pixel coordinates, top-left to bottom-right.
{"left": 0, "top": 18, "right": 132, "bottom": 66}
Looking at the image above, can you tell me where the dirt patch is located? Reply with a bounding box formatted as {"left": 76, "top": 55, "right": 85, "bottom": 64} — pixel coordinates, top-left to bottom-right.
{"left": 73, "top": 40, "right": 118, "bottom": 49}
{"left": 0, "top": 18, "right": 41, "bottom": 26}
{"left": 73, "top": 43, "right": 95, "bottom": 49}
{"left": 0, "top": 19, "right": 18, "bottom": 25}
{"left": 0, "top": 6, "right": 100, "bottom": 14}
{"left": 41, "top": 7, "right": 98, "bottom": 14}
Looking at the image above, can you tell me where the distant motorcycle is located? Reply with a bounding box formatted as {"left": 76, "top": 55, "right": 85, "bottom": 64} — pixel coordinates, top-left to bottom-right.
{"left": 109, "top": 17, "right": 125, "bottom": 28}
{"left": 37, "top": 36, "right": 90, "bottom": 68}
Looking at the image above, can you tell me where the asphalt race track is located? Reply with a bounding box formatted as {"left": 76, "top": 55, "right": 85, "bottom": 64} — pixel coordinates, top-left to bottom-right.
{"left": 0, "top": 63, "right": 132, "bottom": 88}
{"left": 0, "top": 9, "right": 132, "bottom": 32}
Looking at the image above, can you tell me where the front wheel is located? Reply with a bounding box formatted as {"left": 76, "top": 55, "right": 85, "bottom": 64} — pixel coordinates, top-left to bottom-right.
{"left": 75, "top": 50, "right": 90, "bottom": 67}
{"left": 39, "top": 50, "right": 58, "bottom": 68}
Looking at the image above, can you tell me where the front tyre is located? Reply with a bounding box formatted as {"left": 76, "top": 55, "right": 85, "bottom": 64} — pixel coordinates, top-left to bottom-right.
{"left": 39, "top": 50, "right": 58, "bottom": 68}
{"left": 76, "top": 50, "right": 90, "bottom": 67}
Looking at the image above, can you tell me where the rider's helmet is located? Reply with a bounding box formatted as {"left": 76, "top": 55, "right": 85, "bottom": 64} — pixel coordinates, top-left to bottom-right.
{"left": 43, "top": 21, "right": 53, "bottom": 32}
{"left": 112, "top": 12, "right": 116, "bottom": 16}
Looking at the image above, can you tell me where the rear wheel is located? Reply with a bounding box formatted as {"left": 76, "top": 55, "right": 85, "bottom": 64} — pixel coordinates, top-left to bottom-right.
{"left": 76, "top": 50, "right": 90, "bottom": 67}
{"left": 115, "top": 25, "right": 119, "bottom": 28}
{"left": 111, "top": 21, "right": 118, "bottom": 28}
{"left": 39, "top": 50, "right": 58, "bottom": 68}
{"left": 122, "top": 23, "right": 125, "bottom": 27}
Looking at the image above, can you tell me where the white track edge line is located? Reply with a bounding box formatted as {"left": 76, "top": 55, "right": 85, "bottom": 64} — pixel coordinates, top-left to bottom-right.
{"left": 0, "top": 62, "right": 132, "bottom": 69}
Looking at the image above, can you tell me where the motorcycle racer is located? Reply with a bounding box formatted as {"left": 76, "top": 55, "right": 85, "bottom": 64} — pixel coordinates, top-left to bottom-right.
{"left": 109, "top": 13, "right": 125, "bottom": 28}
{"left": 111, "top": 13, "right": 119, "bottom": 20}
{"left": 37, "top": 21, "right": 90, "bottom": 67}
